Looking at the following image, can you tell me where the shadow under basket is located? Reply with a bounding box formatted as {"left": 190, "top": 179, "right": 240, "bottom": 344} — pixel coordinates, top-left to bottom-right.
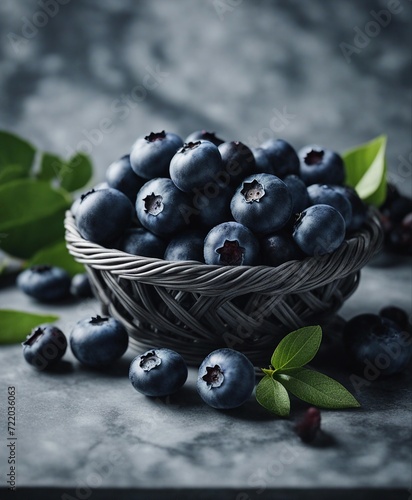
{"left": 65, "top": 210, "right": 383, "bottom": 366}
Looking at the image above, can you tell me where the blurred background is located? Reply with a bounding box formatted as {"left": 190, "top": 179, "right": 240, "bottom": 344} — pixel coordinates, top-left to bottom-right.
{"left": 0, "top": 0, "right": 411, "bottom": 193}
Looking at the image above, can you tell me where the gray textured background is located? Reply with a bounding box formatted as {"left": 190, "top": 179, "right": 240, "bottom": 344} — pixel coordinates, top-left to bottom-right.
{"left": 0, "top": 0, "right": 411, "bottom": 194}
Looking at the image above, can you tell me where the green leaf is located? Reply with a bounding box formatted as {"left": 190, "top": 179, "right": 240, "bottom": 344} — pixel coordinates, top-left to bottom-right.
{"left": 60, "top": 153, "right": 93, "bottom": 192}
{"left": 256, "top": 374, "right": 290, "bottom": 417}
{"left": 276, "top": 368, "right": 360, "bottom": 409}
{"left": 342, "top": 135, "right": 387, "bottom": 207}
{"left": 271, "top": 325, "right": 322, "bottom": 372}
{"left": 28, "top": 240, "right": 84, "bottom": 277}
{"left": 38, "top": 152, "right": 66, "bottom": 182}
{"left": 0, "top": 179, "right": 71, "bottom": 259}
{"left": 0, "top": 309, "right": 59, "bottom": 344}
{"left": 0, "top": 131, "right": 36, "bottom": 176}
{"left": 0, "top": 165, "right": 28, "bottom": 184}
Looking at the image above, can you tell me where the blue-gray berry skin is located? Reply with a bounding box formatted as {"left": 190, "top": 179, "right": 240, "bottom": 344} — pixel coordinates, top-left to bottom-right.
{"left": 170, "top": 140, "right": 223, "bottom": 193}
{"left": 299, "top": 145, "right": 345, "bottom": 186}
{"left": 164, "top": 230, "right": 206, "bottom": 262}
{"left": 129, "top": 348, "right": 188, "bottom": 397}
{"left": 17, "top": 265, "right": 71, "bottom": 302}
{"left": 70, "top": 316, "right": 129, "bottom": 368}
{"left": 204, "top": 221, "right": 260, "bottom": 266}
{"left": 230, "top": 173, "right": 292, "bottom": 234}
{"left": 106, "top": 154, "right": 145, "bottom": 203}
{"left": 343, "top": 314, "right": 412, "bottom": 376}
{"left": 331, "top": 185, "right": 368, "bottom": 232}
{"left": 76, "top": 188, "right": 134, "bottom": 246}
{"left": 252, "top": 147, "right": 272, "bottom": 174}
{"left": 260, "top": 139, "right": 300, "bottom": 178}
{"left": 136, "top": 178, "right": 190, "bottom": 237}
{"left": 130, "top": 131, "right": 183, "bottom": 179}
{"left": 118, "top": 227, "right": 166, "bottom": 258}
{"left": 22, "top": 324, "right": 67, "bottom": 370}
{"left": 218, "top": 141, "right": 256, "bottom": 188}
{"left": 261, "top": 233, "right": 304, "bottom": 267}
{"left": 293, "top": 204, "right": 346, "bottom": 256}
{"left": 70, "top": 273, "right": 93, "bottom": 298}
{"left": 283, "top": 175, "right": 310, "bottom": 214}
{"left": 307, "top": 184, "right": 352, "bottom": 227}
{"left": 185, "top": 130, "right": 225, "bottom": 146}
{"left": 197, "top": 348, "right": 256, "bottom": 409}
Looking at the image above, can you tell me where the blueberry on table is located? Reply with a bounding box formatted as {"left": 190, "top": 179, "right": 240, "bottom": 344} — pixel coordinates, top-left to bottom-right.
{"left": 230, "top": 173, "right": 292, "bottom": 234}
{"left": 343, "top": 314, "right": 412, "bottom": 376}
{"left": 70, "top": 273, "right": 94, "bottom": 298}
{"left": 307, "top": 184, "right": 352, "bottom": 227}
{"left": 117, "top": 227, "right": 166, "bottom": 259}
{"left": 169, "top": 140, "right": 223, "bottom": 193}
{"left": 76, "top": 188, "right": 134, "bottom": 246}
{"left": 295, "top": 407, "right": 321, "bottom": 443}
{"left": 283, "top": 174, "right": 310, "bottom": 214}
{"left": 259, "top": 138, "right": 300, "bottom": 178}
{"left": 22, "top": 324, "right": 67, "bottom": 370}
{"left": 17, "top": 265, "right": 71, "bottom": 302}
{"left": 129, "top": 348, "right": 188, "bottom": 397}
{"left": 106, "top": 154, "right": 145, "bottom": 203}
{"left": 218, "top": 141, "right": 256, "bottom": 187}
{"left": 204, "top": 221, "right": 260, "bottom": 266}
{"left": 185, "top": 130, "right": 225, "bottom": 146}
{"left": 70, "top": 316, "right": 129, "bottom": 368}
{"left": 136, "top": 178, "right": 190, "bottom": 237}
{"left": 330, "top": 185, "right": 368, "bottom": 232}
{"left": 164, "top": 230, "right": 206, "bottom": 262}
{"left": 197, "top": 348, "right": 255, "bottom": 409}
{"left": 130, "top": 130, "right": 183, "bottom": 179}
{"left": 261, "top": 232, "right": 304, "bottom": 267}
{"left": 298, "top": 145, "right": 345, "bottom": 186}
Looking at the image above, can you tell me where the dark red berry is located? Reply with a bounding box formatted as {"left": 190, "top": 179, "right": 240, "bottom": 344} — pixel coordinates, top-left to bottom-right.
{"left": 295, "top": 407, "right": 321, "bottom": 443}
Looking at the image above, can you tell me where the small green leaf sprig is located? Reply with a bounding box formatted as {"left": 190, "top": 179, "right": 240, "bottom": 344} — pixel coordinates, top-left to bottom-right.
{"left": 256, "top": 326, "right": 360, "bottom": 417}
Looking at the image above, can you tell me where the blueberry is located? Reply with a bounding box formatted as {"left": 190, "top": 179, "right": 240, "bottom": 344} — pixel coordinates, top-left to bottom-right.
{"left": 164, "top": 230, "right": 206, "bottom": 262}
{"left": 218, "top": 141, "right": 256, "bottom": 187}
{"left": 379, "top": 306, "right": 410, "bottom": 331}
{"left": 260, "top": 138, "right": 300, "bottom": 178}
{"left": 70, "top": 315, "right": 129, "bottom": 368}
{"left": 299, "top": 145, "right": 345, "bottom": 186}
{"left": 191, "top": 184, "right": 235, "bottom": 229}
{"left": 169, "top": 141, "right": 223, "bottom": 193}
{"left": 185, "top": 130, "right": 225, "bottom": 146}
{"left": 283, "top": 175, "right": 310, "bottom": 214}
{"left": 117, "top": 227, "right": 166, "bottom": 258}
{"left": 387, "top": 213, "right": 412, "bottom": 255}
{"left": 261, "top": 232, "right": 304, "bottom": 266}
{"left": 331, "top": 185, "right": 368, "bottom": 232}
{"left": 197, "top": 348, "right": 255, "bottom": 409}
{"left": 70, "top": 273, "right": 93, "bottom": 298}
{"left": 129, "top": 348, "right": 188, "bottom": 397}
{"left": 307, "top": 184, "right": 352, "bottom": 227}
{"left": 293, "top": 204, "right": 346, "bottom": 256}
{"left": 252, "top": 147, "right": 272, "bottom": 174}
{"left": 22, "top": 324, "right": 67, "bottom": 370}
{"left": 17, "top": 265, "right": 71, "bottom": 302}
{"left": 204, "top": 221, "right": 260, "bottom": 266}
{"left": 76, "top": 188, "right": 134, "bottom": 246}
{"left": 230, "top": 173, "right": 292, "bottom": 234}
{"left": 343, "top": 314, "right": 412, "bottom": 376}
{"left": 106, "top": 154, "right": 145, "bottom": 203}
{"left": 130, "top": 130, "right": 183, "bottom": 179}
{"left": 136, "top": 178, "right": 190, "bottom": 237}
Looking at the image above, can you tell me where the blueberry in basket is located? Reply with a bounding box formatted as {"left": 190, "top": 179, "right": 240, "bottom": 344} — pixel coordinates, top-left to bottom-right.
{"left": 307, "top": 184, "right": 352, "bottom": 227}
{"left": 22, "top": 324, "right": 67, "bottom": 370}
{"left": 261, "top": 232, "right": 305, "bottom": 267}
{"left": 330, "top": 185, "right": 367, "bottom": 232}
{"left": 282, "top": 174, "right": 310, "bottom": 214}
{"left": 117, "top": 227, "right": 167, "bottom": 259}
{"left": 164, "top": 230, "right": 206, "bottom": 262}
{"left": 76, "top": 188, "right": 134, "bottom": 246}
{"left": 299, "top": 145, "right": 345, "bottom": 186}
{"left": 106, "top": 154, "right": 145, "bottom": 203}
{"left": 204, "top": 221, "right": 260, "bottom": 266}
{"left": 70, "top": 316, "right": 129, "bottom": 368}
{"left": 259, "top": 138, "right": 300, "bottom": 178}
{"left": 129, "top": 348, "right": 188, "bottom": 397}
{"left": 130, "top": 130, "right": 183, "bottom": 179}
{"left": 135, "top": 178, "right": 190, "bottom": 237}
{"left": 197, "top": 348, "right": 256, "bottom": 409}
{"left": 17, "top": 265, "right": 71, "bottom": 302}
{"left": 185, "top": 130, "right": 225, "bottom": 146}
{"left": 218, "top": 141, "right": 257, "bottom": 187}
{"left": 230, "top": 173, "right": 292, "bottom": 234}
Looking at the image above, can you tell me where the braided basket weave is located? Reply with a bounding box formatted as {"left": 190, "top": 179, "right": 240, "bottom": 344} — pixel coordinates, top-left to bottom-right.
{"left": 65, "top": 210, "right": 383, "bottom": 366}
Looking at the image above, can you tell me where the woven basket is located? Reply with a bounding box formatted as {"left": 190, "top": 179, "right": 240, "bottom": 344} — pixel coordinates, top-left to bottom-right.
{"left": 65, "top": 210, "right": 383, "bottom": 366}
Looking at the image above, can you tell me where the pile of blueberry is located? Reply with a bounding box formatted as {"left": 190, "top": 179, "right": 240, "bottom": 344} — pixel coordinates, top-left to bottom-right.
{"left": 73, "top": 130, "right": 370, "bottom": 266}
